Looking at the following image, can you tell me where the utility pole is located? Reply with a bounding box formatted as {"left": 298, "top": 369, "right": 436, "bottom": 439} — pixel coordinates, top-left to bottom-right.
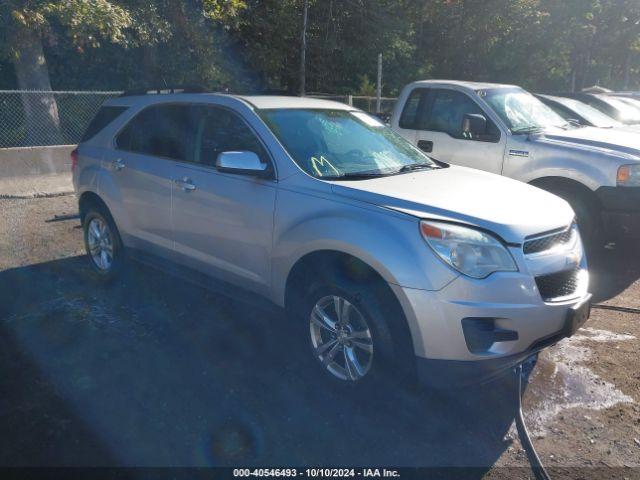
{"left": 299, "top": 0, "right": 309, "bottom": 96}
{"left": 376, "top": 53, "right": 382, "bottom": 114}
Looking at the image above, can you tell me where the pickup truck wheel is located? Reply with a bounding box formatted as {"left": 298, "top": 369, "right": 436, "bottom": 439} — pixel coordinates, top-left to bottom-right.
{"left": 83, "top": 207, "right": 124, "bottom": 282}
{"left": 548, "top": 187, "right": 602, "bottom": 247}
{"left": 302, "top": 278, "right": 412, "bottom": 389}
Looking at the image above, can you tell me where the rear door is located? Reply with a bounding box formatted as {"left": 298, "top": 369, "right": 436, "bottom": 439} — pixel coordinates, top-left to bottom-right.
{"left": 405, "top": 88, "right": 506, "bottom": 174}
{"left": 170, "top": 105, "right": 277, "bottom": 296}
{"left": 102, "top": 104, "right": 190, "bottom": 257}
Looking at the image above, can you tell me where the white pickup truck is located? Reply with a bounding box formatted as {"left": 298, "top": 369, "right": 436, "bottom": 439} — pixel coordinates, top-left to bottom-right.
{"left": 390, "top": 80, "right": 640, "bottom": 244}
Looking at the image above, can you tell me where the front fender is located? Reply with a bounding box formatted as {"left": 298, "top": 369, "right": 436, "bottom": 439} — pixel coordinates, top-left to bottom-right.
{"left": 270, "top": 188, "right": 458, "bottom": 306}
{"left": 505, "top": 138, "right": 620, "bottom": 189}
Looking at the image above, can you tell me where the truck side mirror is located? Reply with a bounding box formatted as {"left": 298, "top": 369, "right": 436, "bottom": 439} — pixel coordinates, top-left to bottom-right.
{"left": 462, "top": 113, "right": 487, "bottom": 138}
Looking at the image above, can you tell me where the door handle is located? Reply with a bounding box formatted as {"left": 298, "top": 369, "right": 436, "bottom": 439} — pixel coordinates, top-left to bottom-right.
{"left": 113, "top": 158, "right": 125, "bottom": 171}
{"left": 175, "top": 177, "right": 196, "bottom": 192}
{"left": 417, "top": 140, "right": 433, "bottom": 153}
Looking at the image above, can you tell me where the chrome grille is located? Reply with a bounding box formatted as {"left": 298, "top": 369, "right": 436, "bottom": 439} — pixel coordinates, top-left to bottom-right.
{"left": 535, "top": 267, "right": 581, "bottom": 301}
{"left": 523, "top": 225, "right": 574, "bottom": 255}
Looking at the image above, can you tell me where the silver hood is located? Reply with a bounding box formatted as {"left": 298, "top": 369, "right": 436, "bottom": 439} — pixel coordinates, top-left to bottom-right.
{"left": 540, "top": 126, "right": 640, "bottom": 159}
{"left": 331, "top": 165, "right": 575, "bottom": 243}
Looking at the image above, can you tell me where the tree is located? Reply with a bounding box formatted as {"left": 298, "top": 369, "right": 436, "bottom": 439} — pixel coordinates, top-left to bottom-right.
{"left": 0, "top": 0, "right": 133, "bottom": 144}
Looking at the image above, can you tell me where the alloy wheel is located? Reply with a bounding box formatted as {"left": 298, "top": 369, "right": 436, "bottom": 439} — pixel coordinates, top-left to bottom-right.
{"left": 87, "top": 217, "right": 114, "bottom": 271}
{"left": 309, "top": 295, "right": 374, "bottom": 381}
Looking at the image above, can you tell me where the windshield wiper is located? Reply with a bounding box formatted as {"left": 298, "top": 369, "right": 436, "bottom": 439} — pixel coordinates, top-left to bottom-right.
{"left": 322, "top": 162, "right": 437, "bottom": 180}
{"left": 321, "top": 172, "right": 389, "bottom": 180}
{"left": 398, "top": 162, "right": 437, "bottom": 173}
{"left": 511, "top": 125, "right": 544, "bottom": 134}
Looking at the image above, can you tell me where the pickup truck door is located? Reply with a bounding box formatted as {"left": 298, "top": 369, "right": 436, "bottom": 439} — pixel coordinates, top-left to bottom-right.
{"left": 170, "top": 105, "right": 277, "bottom": 297}
{"left": 404, "top": 88, "right": 506, "bottom": 175}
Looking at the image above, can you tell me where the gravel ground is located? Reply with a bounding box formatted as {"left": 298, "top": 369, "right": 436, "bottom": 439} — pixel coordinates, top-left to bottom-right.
{"left": 0, "top": 195, "right": 639, "bottom": 479}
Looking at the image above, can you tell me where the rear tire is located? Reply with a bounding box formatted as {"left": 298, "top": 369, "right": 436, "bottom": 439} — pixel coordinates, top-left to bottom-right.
{"left": 82, "top": 206, "right": 125, "bottom": 282}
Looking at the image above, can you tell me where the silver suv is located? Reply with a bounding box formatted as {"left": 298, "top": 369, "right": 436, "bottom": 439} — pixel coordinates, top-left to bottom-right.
{"left": 73, "top": 91, "right": 591, "bottom": 388}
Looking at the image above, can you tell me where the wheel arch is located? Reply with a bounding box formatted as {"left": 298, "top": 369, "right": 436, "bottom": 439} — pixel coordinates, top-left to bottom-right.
{"left": 78, "top": 191, "right": 111, "bottom": 223}
{"left": 283, "top": 250, "right": 417, "bottom": 367}
{"left": 528, "top": 176, "right": 602, "bottom": 210}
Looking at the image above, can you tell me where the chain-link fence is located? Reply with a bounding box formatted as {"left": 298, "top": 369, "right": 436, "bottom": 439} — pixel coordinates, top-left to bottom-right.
{"left": 307, "top": 93, "right": 397, "bottom": 114}
{"left": 0, "top": 90, "right": 121, "bottom": 148}
{"left": 0, "top": 90, "right": 397, "bottom": 149}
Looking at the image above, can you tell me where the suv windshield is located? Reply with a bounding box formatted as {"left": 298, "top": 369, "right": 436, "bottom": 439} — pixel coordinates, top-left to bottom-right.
{"left": 260, "top": 109, "right": 436, "bottom": 179}
{"left": 481, "top": 87, "right": 566, "bottom": 132}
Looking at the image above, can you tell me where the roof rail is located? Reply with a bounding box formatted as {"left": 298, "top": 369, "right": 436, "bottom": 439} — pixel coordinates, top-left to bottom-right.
{"left": 119, "top": 85, "right": 211, "bottom": 97}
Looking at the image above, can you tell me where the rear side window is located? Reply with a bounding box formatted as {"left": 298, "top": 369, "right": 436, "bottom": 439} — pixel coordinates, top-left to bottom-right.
{"left": 81, "top": 106, "right": 127, "bottom": 142}
{"left": 115, "top": 104, "right": 195, "bottom": 162}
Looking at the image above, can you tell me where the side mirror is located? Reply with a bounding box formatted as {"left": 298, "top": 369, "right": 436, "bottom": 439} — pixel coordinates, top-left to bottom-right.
{"left": 462, "top": 113, "right": 487, "bottom": 137}
{"left": 216, "top": 151, "right": 269, "bottom": 177}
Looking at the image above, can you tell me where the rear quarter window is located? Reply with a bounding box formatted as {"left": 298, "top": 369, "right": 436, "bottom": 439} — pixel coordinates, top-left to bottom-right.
{"left": 81, "top": 106, "right": 128, "bottom": 142}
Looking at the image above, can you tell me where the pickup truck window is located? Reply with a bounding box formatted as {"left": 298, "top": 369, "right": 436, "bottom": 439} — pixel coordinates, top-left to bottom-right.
{"left": 260, "top": 108, "right": 436, "bottom": 179}
{"left": 399, "top": 88, "right": 426, "bottom": 129}
{"left": 426, "top": 89, "right": 499, "bottom": 141}
{"left": 482, "top": 87, "right": 565, "bottom": 132}
{"left": 400, "top": 88, "right": 499, "bottom": 141}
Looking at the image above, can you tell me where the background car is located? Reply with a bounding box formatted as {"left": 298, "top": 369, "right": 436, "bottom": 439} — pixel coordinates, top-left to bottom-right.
{"left": 557, "top": 92, "right": 640, "bottom": 125}
{"left": 391, "top": 80, "right": 640, "bottom": 244}
{"left": 535, "top": 94, "right": 640, "bottom": 132}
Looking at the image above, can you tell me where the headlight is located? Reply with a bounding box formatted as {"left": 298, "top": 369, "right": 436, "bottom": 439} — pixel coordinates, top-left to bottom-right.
{"left": 420, "top": 220, "right": 518, "bottom": 279}
{"left": 617, "top": 164, "right": 640, "bottom": 186}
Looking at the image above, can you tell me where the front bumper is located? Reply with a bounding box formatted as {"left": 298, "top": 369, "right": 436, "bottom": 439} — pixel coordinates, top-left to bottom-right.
{"left": 596, "top": 186, "right": 640, "bottom": 238}
{"left": 414, "top": 294, "right": 591, "bottom": 387}
{"left": 390, "top": 257, "right": 590, "bottom": 387}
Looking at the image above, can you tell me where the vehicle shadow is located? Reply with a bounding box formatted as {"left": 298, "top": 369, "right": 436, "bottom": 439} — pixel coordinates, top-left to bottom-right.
{"left": 586, "top": 240, "right": 640, "bottom": 304}
{"left": 0, "top": 255, "right": 519, "bottom": 473}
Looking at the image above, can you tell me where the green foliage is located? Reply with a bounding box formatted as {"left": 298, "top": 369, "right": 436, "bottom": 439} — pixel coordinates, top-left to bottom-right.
{"left": 1, "top": 0, "right": 639, "bottom": 92}
{"left": 357, "top": 75, "right": 377, "bottom": 97}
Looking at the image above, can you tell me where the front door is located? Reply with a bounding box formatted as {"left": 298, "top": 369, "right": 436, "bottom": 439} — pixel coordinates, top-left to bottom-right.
{"left": 409, "top": 88, "right": 507, "bottom": 175}
{"left": 170, "top": 105, "right": 277, "bottom": 296}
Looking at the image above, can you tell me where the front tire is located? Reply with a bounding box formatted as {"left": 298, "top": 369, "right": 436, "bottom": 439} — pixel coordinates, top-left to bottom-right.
{"left": 301, "top": 275, "right": 413, "bottom": 389}
{"left": 82, "top": 206, "right": 124, "bottom": 282}
{"left": 549, "top": 186, "right": 602, "bottom": 248}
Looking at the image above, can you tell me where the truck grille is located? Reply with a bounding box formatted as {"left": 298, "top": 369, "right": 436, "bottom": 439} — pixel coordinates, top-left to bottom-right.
{"left": 535, "top": 267, "right": 581, "bottom": 301}
{"left": 523, "top": 225, "right": 574, "bottom": 255}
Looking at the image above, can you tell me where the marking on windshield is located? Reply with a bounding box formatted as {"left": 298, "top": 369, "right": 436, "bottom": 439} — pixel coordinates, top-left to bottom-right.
{"left": 311, "top": 155, "right": 340, "bottom": 177}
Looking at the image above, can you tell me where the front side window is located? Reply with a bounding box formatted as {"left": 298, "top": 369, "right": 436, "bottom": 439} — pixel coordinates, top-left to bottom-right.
{"left": 192, "top": 106, "right": 268, "bottom": 166}
{"left": 260, "top": 109, "right": 437, "bottom": 179}
{"left": 482, "top": 87, "right": 566, "bottom": 133}
{"left": 115, "top": 104, "right": 194, "bottom": 161}
{"left": 426, "top": 89, "right": 498, "bottom": 140}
